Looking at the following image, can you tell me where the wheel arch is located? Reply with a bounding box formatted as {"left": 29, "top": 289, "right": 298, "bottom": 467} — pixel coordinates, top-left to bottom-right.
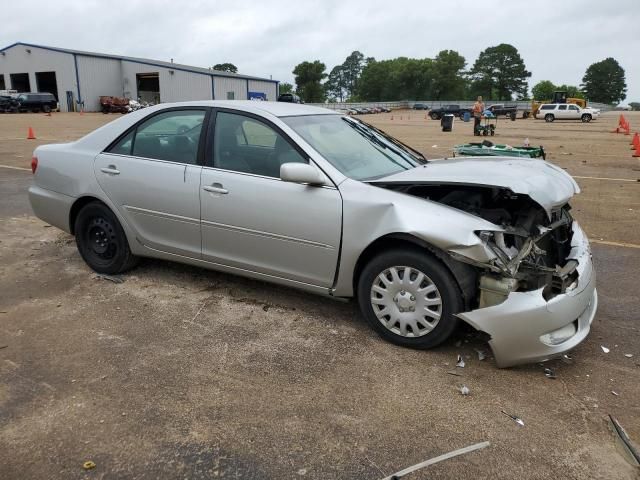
{"left": 351, "top": 233, "right": 478, "bottom": 309}
{"left": 69, "top": 196, "right": 109, "bottom": 235}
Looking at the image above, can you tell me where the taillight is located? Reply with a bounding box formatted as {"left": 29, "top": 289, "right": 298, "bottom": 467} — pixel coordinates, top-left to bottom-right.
{"left": 31, "top": 156, "right": 38, "bottom": 174}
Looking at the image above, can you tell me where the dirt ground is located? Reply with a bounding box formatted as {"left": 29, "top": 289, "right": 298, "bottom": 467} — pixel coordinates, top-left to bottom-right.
{"left": 0, "top": 109, "right": 639, "bottom": 479}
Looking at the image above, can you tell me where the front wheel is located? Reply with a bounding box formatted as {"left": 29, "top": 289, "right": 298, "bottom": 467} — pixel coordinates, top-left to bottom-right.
{"left": 545, "top": 114, "right": 555, "bottom": 123}
{"left": 74, "top": 201, "right": 138, "bottom": 274}
{"left": 357, "top": 249, "right": 462, "bottom": 349}
{"left": 581, "top": 114, "right": 592, "bottom": 123}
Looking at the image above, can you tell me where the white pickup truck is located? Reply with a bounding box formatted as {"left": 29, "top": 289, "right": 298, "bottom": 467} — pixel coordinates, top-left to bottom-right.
{"left": 537, "top": 103, "right": 600, "bottom": 123}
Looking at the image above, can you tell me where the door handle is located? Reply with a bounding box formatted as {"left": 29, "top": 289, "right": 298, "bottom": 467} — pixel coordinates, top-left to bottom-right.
{"left": 203, "top": 184, "right": 228, "bottom": 194}
{"left": 100, "top": 165, "right": 120, "bottom": 175}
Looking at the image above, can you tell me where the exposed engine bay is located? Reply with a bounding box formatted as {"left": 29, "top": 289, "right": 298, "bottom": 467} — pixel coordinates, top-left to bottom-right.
{"left": 377, "top": 183, "right": 578, "bottom": 305}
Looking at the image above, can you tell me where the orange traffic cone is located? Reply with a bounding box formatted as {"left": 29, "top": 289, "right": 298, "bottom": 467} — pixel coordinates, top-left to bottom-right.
{"left": 633, "top": 141, "right": 640, "bottom": 158}
{"left": 630, "top": 132, "right": 639, "bottom": 150}
{"left": 27, "top": 127, "right": 36, "bottom": 140}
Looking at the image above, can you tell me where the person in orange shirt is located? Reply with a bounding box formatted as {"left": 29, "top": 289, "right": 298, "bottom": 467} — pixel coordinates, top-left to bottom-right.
{"left": 472, "top": 96, "right": 485, "bottom": 134}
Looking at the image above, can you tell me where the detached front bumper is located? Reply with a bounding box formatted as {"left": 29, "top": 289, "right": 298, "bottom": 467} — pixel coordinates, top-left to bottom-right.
{"left": 458, "top": 222, "right": 597, "bottom": 368}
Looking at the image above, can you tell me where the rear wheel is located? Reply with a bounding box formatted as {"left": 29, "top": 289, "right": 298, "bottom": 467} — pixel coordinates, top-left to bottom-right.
{"left": 545, "top": 114, "right": 555, "bottom": 123}
{"left": 581, "top": 114, "right": 592, "bottom": 123}
{"left": 357, "top": 249, "right": 462, "bottom": 349}
{"left": 74, "top": 202, "right": 138, "bottom": 274}
{"left": 43, "top": 105, "right": 51, "bottom": 113}
{"left": 430, "top": 112, "right": 439, "bottom": 120}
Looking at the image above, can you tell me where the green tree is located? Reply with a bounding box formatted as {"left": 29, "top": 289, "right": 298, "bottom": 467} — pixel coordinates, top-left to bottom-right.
{"left": 581, "top": 58, "right": 627, "bottom": 104}
{"left": 431, "top": 50, "right": 466, "bottom": 99}
{"left": 469, "top": 44, "right": 531, "bottom": 100}
{"left": 293, "top": 60, "right": 327, "bottom": 103}
{"left": 341, "top": 51, "right": 365, "bottom": 98}
{"left": 532, "top": 80, "right": 556, "bottom": 100}
{"left": 325, "top": 65, "right": 347, "bottom": 101}
{"left": 212, "top": 63, "right": 238, "bottom": 73}
{"left": 357, "top": 57, "right": 434, "bottom": 101}
{"left": 629, "top": 102, "right": 640, "bottom": 111}
{"left": 278, "top": 82, "right": 294, "bottom": 94}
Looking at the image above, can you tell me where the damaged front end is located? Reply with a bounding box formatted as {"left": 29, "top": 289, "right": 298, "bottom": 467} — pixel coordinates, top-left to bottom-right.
{"left": 376, "top": 182, "right": 597, "bottom": 367}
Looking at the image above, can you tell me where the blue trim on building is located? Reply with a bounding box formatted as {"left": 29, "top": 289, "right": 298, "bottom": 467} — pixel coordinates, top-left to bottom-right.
{"left": 0, "top": 42, "right": 279, "bottom": 85}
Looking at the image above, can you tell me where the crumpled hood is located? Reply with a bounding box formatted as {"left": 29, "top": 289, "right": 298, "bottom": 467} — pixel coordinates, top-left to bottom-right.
{"left": 375, "top": 156, "right": 580, "bottom": 215}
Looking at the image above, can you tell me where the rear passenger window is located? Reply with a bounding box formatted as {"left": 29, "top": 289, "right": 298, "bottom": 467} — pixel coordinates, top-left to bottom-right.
{"left": 109, "top": 110, "right": 205, "bottom": 164}
{"left": 559, "top": 105, "right": 567, "bottom": 110}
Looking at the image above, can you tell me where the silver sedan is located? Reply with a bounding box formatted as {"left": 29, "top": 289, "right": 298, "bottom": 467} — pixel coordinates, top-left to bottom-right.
{"left": 28, "top": 101, "right": 597, "bottom": 367}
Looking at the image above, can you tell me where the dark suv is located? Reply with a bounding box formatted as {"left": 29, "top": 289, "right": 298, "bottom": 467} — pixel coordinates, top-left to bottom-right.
{"left": 0, "top": 95, "right": 20, "bottom": 113}
{"left": 16, "top": 92, "right": 58, "bottom": 113}
{"left": 277, "top": 93, "right": 303, "bottom": 103}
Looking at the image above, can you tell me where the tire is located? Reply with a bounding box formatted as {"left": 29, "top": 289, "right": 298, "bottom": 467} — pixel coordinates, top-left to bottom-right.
{"left": 430, "top": 112, "right": 439, "bottom": 120}
{"left": 74, "top": 201, "right": 138, "bottom": 274}
{"left": 357, "top": 248, "right": 462, "bottom": 349}
{"left": 545, "top": 114, "right": 555, "bottom": 123}
{"left": 43, "top": 105, "right": 51, "bottom": 113}
{"left": 581, "top": 114, "right": 592, "bottom": 123}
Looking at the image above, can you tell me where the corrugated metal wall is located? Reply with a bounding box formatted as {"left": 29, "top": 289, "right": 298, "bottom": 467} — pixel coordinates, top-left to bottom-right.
{"left": 77, "top": 56, "right": 123, "bottom": 112}
{"left": 0, "top": 45, "right": 77, "bottom": 111}
{"left": 248, "top": 80, "right": 277, "bottom": 101}
{"left": 214, "top": 76, "right": 247, "bottom": 100}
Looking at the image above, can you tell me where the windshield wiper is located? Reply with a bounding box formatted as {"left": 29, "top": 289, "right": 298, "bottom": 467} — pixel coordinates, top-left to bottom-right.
{"left": 358, "top": 119, "right": 427, "bottom": 163}
{"left": 343, "top": 118, "right": 414, "bottom": 171}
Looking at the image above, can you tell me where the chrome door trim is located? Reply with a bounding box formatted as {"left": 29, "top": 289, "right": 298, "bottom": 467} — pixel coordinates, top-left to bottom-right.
{"left": 124, "top": 205, "right": 200, "bottom": 225}
{"left": 201, "top": 218, "right": 335, "bottom": 249}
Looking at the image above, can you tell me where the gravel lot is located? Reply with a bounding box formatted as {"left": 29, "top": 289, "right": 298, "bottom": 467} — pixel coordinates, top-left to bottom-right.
{"left": 1, "top": 110, "right": 639, "bottom": 479}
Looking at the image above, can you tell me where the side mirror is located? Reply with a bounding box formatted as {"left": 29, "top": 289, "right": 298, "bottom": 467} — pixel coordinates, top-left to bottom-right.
{"left": 280, "top": 163, "right": 327, "bottom": 186}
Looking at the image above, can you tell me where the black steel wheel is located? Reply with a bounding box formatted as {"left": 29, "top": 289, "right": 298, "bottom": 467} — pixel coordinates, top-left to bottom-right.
{"left": 74, "top": 201, "right": 138, "bottom": 274}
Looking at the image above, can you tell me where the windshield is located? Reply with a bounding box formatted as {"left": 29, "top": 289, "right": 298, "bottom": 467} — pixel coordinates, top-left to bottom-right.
{"left": 282, "top": 115, "right": 426, "bottom": 181}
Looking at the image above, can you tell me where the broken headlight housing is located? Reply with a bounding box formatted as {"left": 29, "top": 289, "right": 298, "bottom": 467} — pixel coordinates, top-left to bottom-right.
{"left": 476, "top": 230, "right": 533, "bottom": 277}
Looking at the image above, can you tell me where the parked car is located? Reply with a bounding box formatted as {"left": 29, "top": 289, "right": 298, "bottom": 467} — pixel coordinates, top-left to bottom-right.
{"left": 536, "top": 104, "right": 600, "bottom": 123}
{"left": 15, "top": 92, "right": 58, "bottom": 113}
{"left": 487, "top": 104, "right": 517, "bottom": 118}
{"left": 277, "top": 93, "right": 303, "bottom": 103}
{"left": 0, "top": 95, "right": 20, "bottom": 113}
{"left": 412, "top": 103, "right": 430, "bottom": 110}
{"left": 429, "top": 104, "right": 471, "bottom": 120}
{"left": 28, "top": 101, "right": 597, "bottom": 368}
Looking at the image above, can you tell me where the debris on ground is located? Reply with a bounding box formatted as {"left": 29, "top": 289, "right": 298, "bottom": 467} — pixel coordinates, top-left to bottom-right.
{"left": 608, "top": 414, "right": 640, "bottom": 467}
{"left": 83, "top": 461, "right": 96, "bottom": 470}
{"left": 544, "top": 368, "right": 557, "bottom": 379}
{"left": 612, "top": 391, "right": 620, "bottom": 396}
{"left": 501, "top": 410, "right": 525, "bottom": 427}
{"left": 601, "top": 346, "right": 610, "bottom": 353}
{"left": 446, "top": 371, "right": 462, "bottom": 377}
{"left": 0, "top": 345, "right": 8, "bottom": 349}
{"left": 475, "top": 349, "right": 487, "bottom": 361}
{"left": 624, "top": 354, "right": 633, "bottom": 358}
{"left": 95, "top": 274, "right": 124, "bottom": 284}
{"left": 456, "top": 355, "right": 465, "bottom": 368}
{"left": 380, "top": 441, "right": 490, "bottom": 479}
{"left": 459, "top": 385, "right": 470, "bottom": 396}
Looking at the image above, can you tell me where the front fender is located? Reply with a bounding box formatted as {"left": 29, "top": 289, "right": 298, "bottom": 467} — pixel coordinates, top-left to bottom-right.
{"left": 332, "top": 179, "right": 499, "bottom": 297}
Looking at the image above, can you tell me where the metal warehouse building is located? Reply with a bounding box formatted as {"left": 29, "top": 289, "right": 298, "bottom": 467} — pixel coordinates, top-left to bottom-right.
{"left": 0, "top": 42, "right": 279, "bottom": 112}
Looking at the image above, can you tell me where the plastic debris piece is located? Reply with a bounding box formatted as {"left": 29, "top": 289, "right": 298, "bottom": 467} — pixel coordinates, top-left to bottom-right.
{"left": 96, "top": 274, "right": 124, "bottom": 284}
{"left": 612, "top": 391, "right": 619, "bottom": 396}
{"left": 447, "top": 371, "right": 462, "bottom": 377}
{"left": 456, "top": 355, "right": 465, "bottom": 368}
{"left": 608, "top": 414, "right": 640, "bottom": 467}
{"left": 475, "top": 349, "right": 486, "bottom": 361}
{"left": 624, "top": 354, "right": 633, "bottom": 358}
{"left": 544, "top": 368, "right": 556, "bottom": 379}
{"left": 459, "top": 385, "right": 470, "bottom": 396}
{"left": 431, "top": 145, "right": 438, "bottom": 148}
{"left": 601, "top": 346, "right": 610, "bottom": 353}
{"left": 83, "top": 461, "right": 96, "bottom": 470}
{"left": 501, "top": 410, "right": 524, "bottom": 426}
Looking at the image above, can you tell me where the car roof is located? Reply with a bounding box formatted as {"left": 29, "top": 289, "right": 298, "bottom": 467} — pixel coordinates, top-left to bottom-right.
{"left": 154, "top": 100, "right": 337, "bottom": 117}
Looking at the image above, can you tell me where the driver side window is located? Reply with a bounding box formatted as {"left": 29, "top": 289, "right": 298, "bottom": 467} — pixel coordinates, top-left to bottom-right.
{"left": 212, "top": 111, "right": 306, "bottom": 178}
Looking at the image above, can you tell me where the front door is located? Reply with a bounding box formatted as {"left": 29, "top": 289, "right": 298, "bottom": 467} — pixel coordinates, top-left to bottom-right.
{"left": 200, "top": 110, "right": 342, "bottom": 287}
{"left": 567, "top": 104, "right": 581, "bottom": 119}
{"left": 94, "top": 108, "right": 208, "bottom": 258}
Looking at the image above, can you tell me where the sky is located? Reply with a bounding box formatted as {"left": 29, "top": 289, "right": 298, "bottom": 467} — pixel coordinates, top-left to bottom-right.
{"left": 2, "top": 0, "right": 638, "bottom": 102}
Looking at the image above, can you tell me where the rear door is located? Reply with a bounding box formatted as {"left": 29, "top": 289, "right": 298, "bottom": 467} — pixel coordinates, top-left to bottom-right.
{"left": 199, "top": 109, "right": 342, "bottom": 287}
{"left": 557, "top": 104, "right": 569, "bottom": 119}
{"left": 94, "top": 108, "right": 208, "bottom": 258}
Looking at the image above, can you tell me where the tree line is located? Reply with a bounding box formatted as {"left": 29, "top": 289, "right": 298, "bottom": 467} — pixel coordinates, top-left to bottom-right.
{"left": 281, "top": 45, "right": 627, "bottom": 105}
